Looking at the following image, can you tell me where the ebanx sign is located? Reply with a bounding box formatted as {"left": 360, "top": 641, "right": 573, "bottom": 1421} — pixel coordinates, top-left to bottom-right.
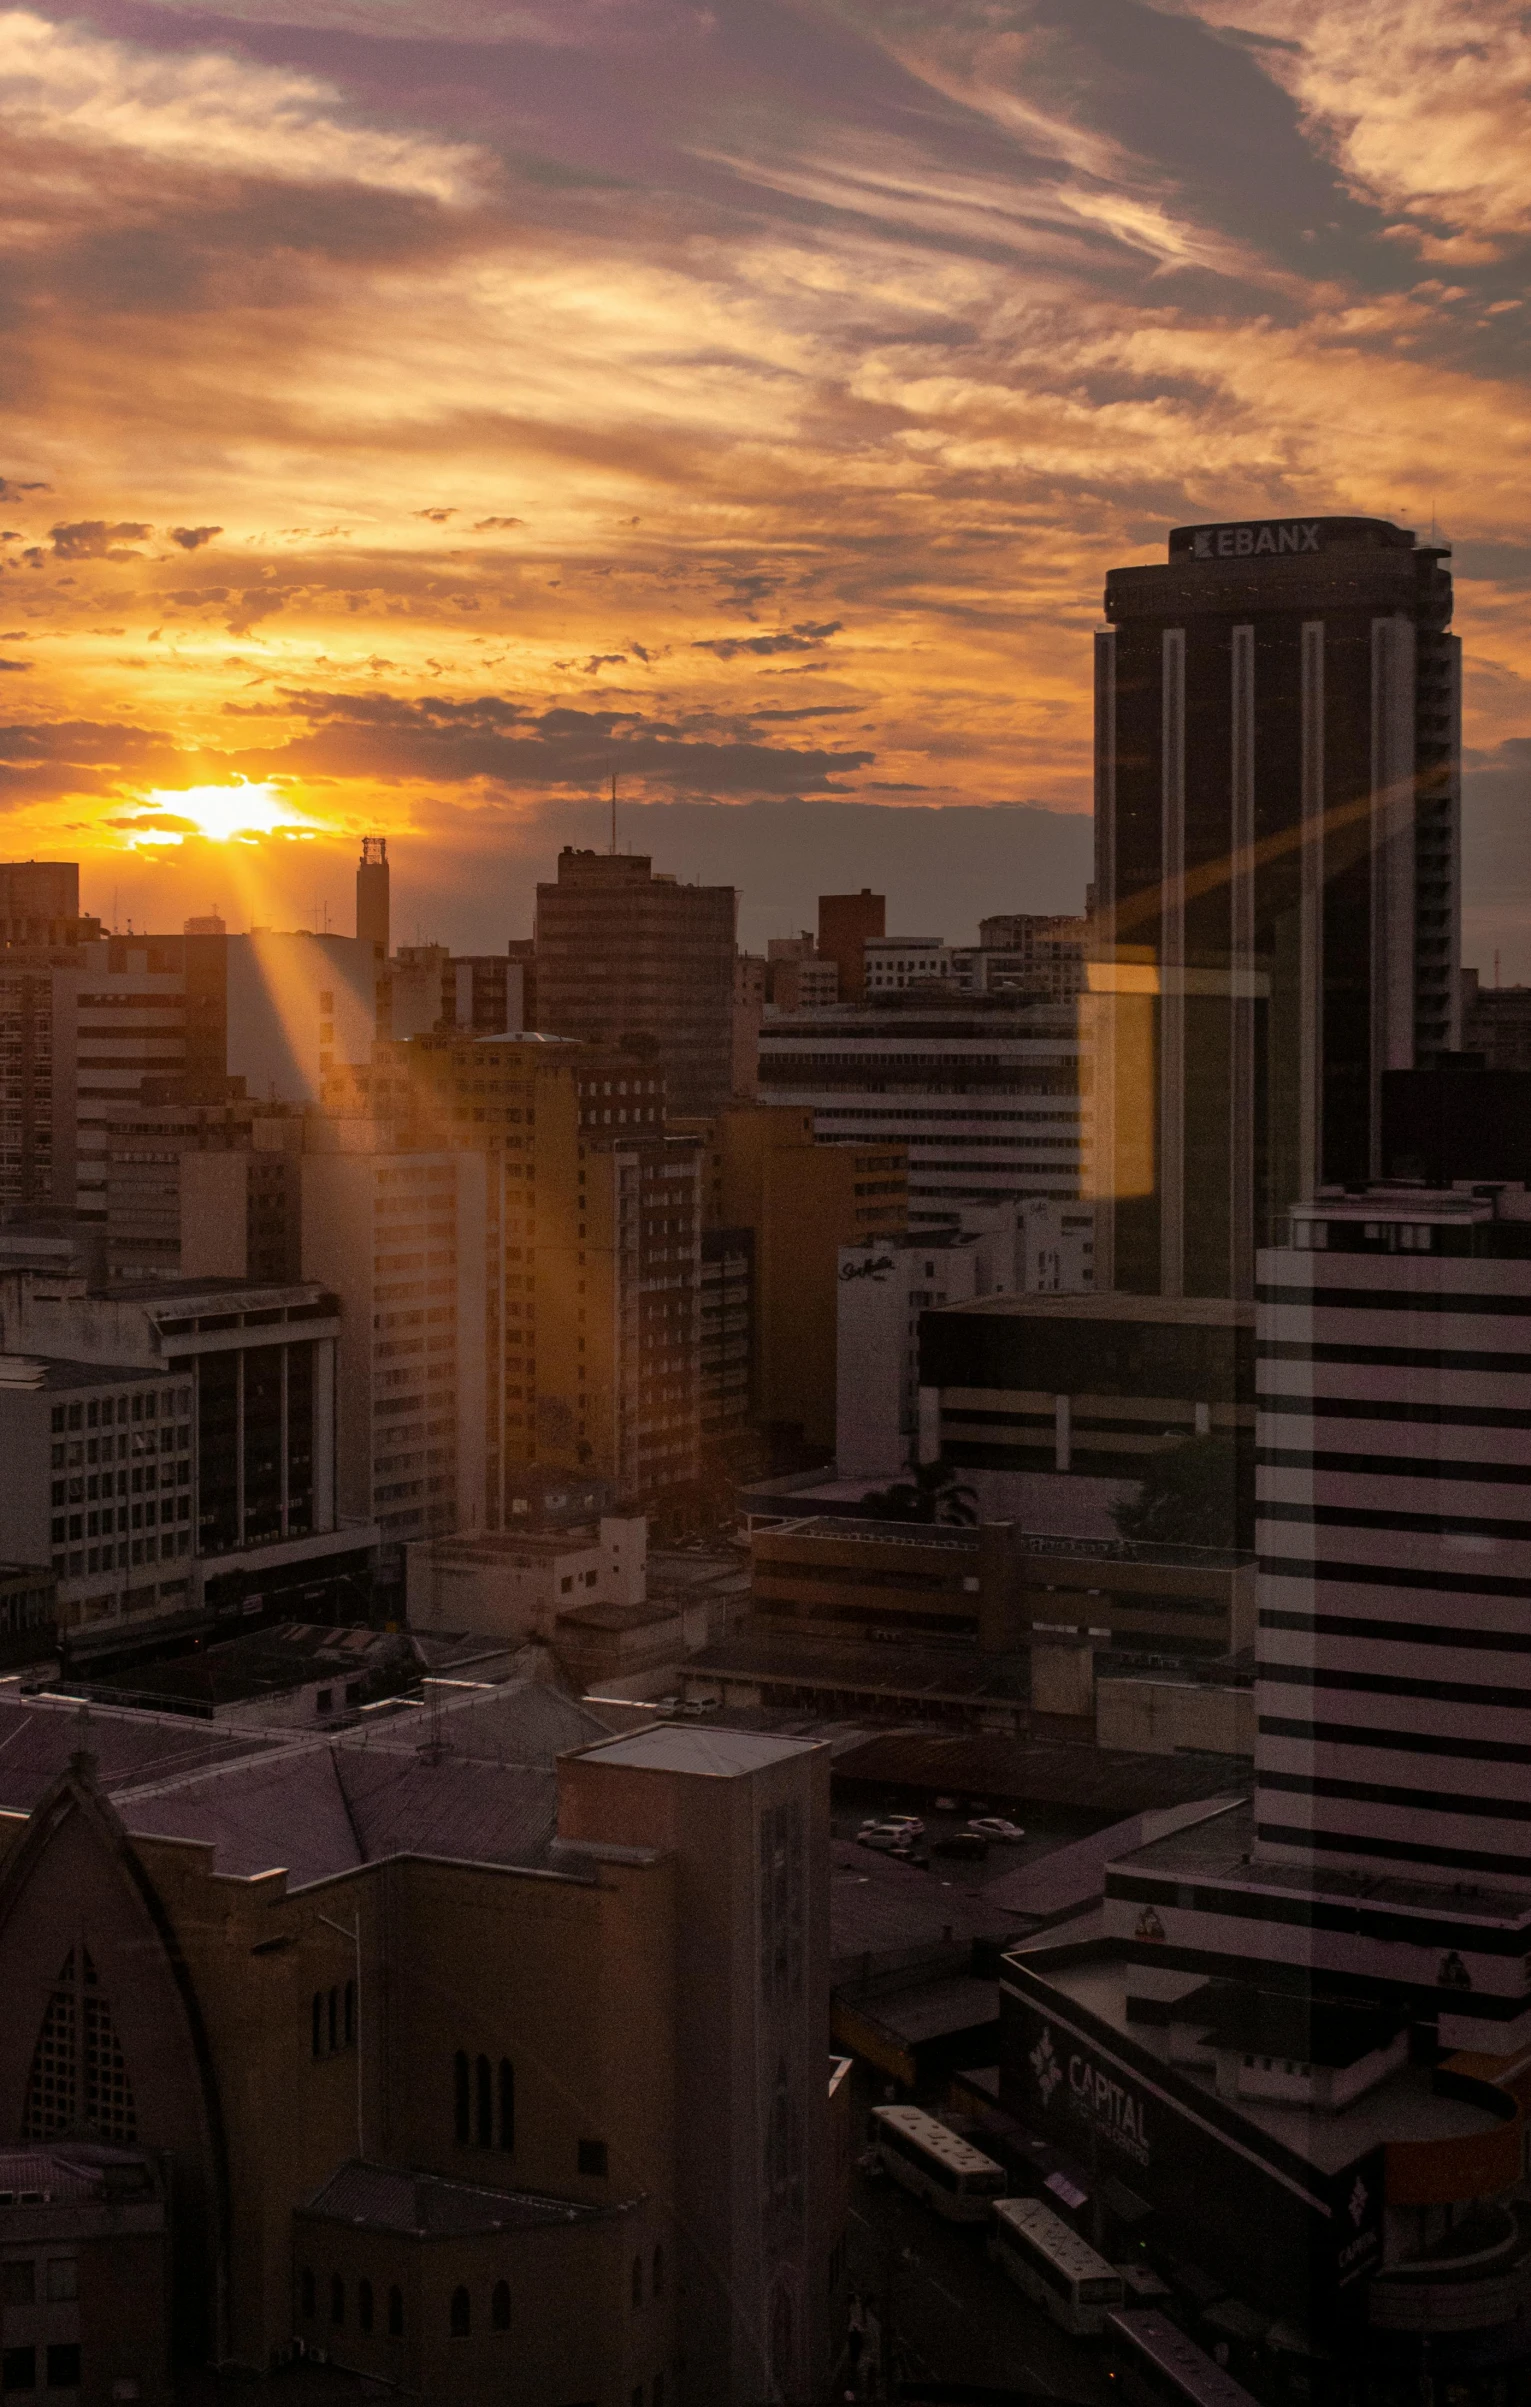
{"left": 1168, "top": 515, "right": 1415, "bottom": 563}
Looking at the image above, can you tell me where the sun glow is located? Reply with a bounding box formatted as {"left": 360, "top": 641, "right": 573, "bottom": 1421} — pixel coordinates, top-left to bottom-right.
{"left": 129, "top": 782, "right": 316, "bottom": 846}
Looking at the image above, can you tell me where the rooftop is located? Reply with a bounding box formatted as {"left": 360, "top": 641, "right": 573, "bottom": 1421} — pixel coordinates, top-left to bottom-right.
{"left": 301, "top": 2160, "right": 607, "bottom": 2238}
{"left": 0, "top": 1354, "right": 164, "bottom": 1392}
{"left": 935, "top": 1291, "right": 1253, "bottom": 1327}
{"left": 577, "top": 1724, "right": 821, "bottom": 1778}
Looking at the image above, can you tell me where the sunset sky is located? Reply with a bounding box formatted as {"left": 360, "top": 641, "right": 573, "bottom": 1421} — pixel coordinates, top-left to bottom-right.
{"left": 2, "top": 0, "right": 1529, "bottom": 959}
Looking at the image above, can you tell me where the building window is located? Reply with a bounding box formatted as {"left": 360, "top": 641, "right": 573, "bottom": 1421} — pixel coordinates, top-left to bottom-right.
{"left": 652, "top": 2245, "right": 664, "bottom": 2300}
{"left": 491, "top": 2281, "right": 510, "bottom": 2333}
{"left": 23, "top": 1947, "right": 136, "bottom": 2144}
{"left": 44, "top": 2262, "right": 76, "bottom": 2304}
{"left": 330, "top": 2275, "right": 345, "bottom": 2326}
{"left": 475, "top": 2054, "right": 492, "bottom": 2148}
{"left": 453, "top": 2051, "right": 470, "bottom": 2143}
{"left": 387, "top": 2286, "right": 404, "bottom": 2338}
{"left": 653, "top": 2377, "right": 664, "bottom": 2407}
{"left": 578, "top": 2139, "right": 608, "bottom": 2178}
{"left": 1, "top": 2265, "right": 35, "bottom": 2306}
{"left": 328, "top": 1989, "right": 339, "bottom": 2053}
{"left": 358, "top": 2278, "right": 373, "bottom": 2334}
{"left": 300, "top": 2269, "right": 315, "bottom": 2320}
{"left": 498, "top": 2059, "right": 514, "bottom": 2152}
{"left": 312, "top": 1993, "right": 323, "bottom": 2058}
{"left": 46, "top": 2344, "right": 81, "bottom": 2390}
{"left": 631, "top": 2256, "right": 643, "bottom": 2310}
{"left": 450, "top": 2287, "right": 470, "bottom": 2339}
{"left": 2, "top": 2349, "right": 35, "bottom": 2394}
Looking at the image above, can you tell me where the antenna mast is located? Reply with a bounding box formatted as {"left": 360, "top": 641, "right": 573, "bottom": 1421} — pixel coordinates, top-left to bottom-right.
{"left": 610, "top": 771, "right": 617, "bottom": 856}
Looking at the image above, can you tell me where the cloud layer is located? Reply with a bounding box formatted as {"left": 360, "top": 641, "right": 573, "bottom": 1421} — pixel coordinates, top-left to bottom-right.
{"left": 0, "top": 0, "right": 1527, "bottom": 959}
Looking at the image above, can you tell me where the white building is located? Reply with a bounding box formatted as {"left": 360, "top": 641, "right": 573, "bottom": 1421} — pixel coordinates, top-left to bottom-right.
{"left": 835, "top": 1230, "right": 985, "bottom": 1478}
{"left": 406, "top": 1514, "right": 647, "bottom": 1645}
{"left": 759, "top": 996, "right": 1088, "bottom": 1226}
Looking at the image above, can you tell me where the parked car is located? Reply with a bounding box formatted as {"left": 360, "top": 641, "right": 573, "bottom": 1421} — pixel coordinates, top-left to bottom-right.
{"left": 967, "top": 1816, "right": 1025, "bottom": 1843}
{"left": 857, "top": 1823, "right": 910, "bottom": 1851}
{"left": 862, "top": 1813, "right": 925, "bottom": 1838}
{"left": 934, "top": 1831, "right": 989, "bottom": 1860}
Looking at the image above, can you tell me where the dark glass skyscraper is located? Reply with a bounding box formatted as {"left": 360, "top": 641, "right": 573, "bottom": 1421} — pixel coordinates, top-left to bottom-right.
{"left": 1092, "top": 514, "right": 1459, "bottom": 1298}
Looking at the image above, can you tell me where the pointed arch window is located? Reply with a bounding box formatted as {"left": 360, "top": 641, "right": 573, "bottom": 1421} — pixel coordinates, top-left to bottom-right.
{"left": 23, "top": 1948, "right": 137, "bottom": 2144}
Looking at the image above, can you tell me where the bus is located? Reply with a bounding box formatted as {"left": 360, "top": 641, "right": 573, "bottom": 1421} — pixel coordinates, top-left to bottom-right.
{"left": 869, "top": 2106, "right": 1007, "bottom": 2223}
{"left": 1105, "top": 2309, "right": 1261, "bottom": 2407}
{"left": 989, "top": 2197, "right": 1125, "bottom": 2336}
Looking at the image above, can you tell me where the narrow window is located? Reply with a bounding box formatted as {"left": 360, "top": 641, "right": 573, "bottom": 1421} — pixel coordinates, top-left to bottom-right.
{"left": 498, "top": 2058, "right": 514, "bottom": 2152}
{"left": 450, "top": 2286, "right": 470, "bottom": 2339}
{"left": 652, "top": 2244, "right": 664, "bottom": 2300}
{"left": 453, "top": 2050, "right": 470, "bottom": 2143}
{"left": 358, "top": 2278, "right": 373, "bottom": 2334}
{"left": 331, "top": 2274, "right": 344, "bottom": 2326}
{"left": 300, "top": 2268, "right": 315, "bottom": 2320}
{"left": 311, "top": 1993, "right": 322, "bottom": 2058}
{"left": 327, "top": 1988, "right": 339, "bottom": 2053}
{"left": 344, "top": 1980, "right": 356, "bottom": 2047}
{"left": 653, "top": 2377, "right": 665, "bottom": 2407}
{"left": 578, "top": 2139, "right": 608, "bottom": 2178}
{"left": 387, "top": 2286, "right": 404, "bottom": 2338}
{"left": 491, "top": 2280, "right": 510, "bottom": 2333}
{"left": 475, "top": 2054, "right": 492, "bottom": 2148}
{"left": 632, "top": 2256, "right": 643, "bottom": 2311}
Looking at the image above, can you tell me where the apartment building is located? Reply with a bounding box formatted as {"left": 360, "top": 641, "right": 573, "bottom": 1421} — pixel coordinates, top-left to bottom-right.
{"left": 322, "top": 1033, "right": 703, "bottom": 1514}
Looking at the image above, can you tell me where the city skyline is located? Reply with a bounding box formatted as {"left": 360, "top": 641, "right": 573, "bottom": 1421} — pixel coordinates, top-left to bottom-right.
{"left": 1, "top": 1, "right": 1530, "bottom": 963}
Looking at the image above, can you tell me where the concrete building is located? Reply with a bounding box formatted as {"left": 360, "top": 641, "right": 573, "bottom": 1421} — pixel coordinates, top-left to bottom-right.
{"left": 558, "top": 1724, "right": 835, "bottom": 2405}
{"left": 0, "top": 1271, "right": 372, "bottom": 1661}
{"left": 322, "top": 1031, "right": 703, "bottom": 1513}
{"left": 1459, "top": 969, "right": 1531, "bottom": 1071}
{"left": 102, "top": 1086, "right": 302, "bottom": 1285}
{"left": 680, "top": 1105, "right": 907, "bottom": 1450}
{"left": 835, "top": 1229, "right": 985, "bottom": 1479}
{"left": 815, "top": 890, "right": 883, "bottom": 1004}
{"left": 0, "top": 2142, "right": 170, "bottom": 2407}
{"left": 700, "top": 1226, "right": 753, "bottom": 1455}
{"left": 919, "top": 1290, "right": 1253, "bottom": 1529}
{"left": 0, "top": 1562, "right": 55, "bottom": 1669}
{"left": 535, "top": 851, "right": 736, "bottom": 1116}
{"left": 0, "top": 862, "right": 99, "bottom": 949}
{"left": 977, "top": 912, "right": 1090, "bottom": 1002}
{"left": 406, "top": 1514, "right": 646, "bottom": 1646}
{"left": 1092, "top": 515, "right": 1460, "bottom": 1301}
{"left": 298, "top": 1122, "right": 488, "bottom": 1603}
{"left": 758, "top": 993, "right": 1086, "bottom": 1227}
{"left": 0, "top": 1689, "right": 836, "bottom": 2404}
{"left": 356, "top": 833, "right": 390, "bottom": 959}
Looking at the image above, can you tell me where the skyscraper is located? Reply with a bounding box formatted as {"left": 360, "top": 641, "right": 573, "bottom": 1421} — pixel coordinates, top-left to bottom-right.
{"left": 1092, "top": 515, "right": 1459, "bottom": 1300}
{"left": 534, "top": 850, "right": 735, "bottom": 1115}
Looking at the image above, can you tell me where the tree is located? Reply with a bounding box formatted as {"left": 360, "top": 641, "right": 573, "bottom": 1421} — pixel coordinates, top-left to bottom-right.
{"left": 1110, "top": 1434, "right": 1251, "bottom": 1550}
{"left": 859, "top": 1460, "right": 979, "bottom": 1526}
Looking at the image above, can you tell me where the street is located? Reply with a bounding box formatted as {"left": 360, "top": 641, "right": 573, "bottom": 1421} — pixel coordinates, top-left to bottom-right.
{"left": 839, "top": 2153, "right": 1114, "bottom": 2404}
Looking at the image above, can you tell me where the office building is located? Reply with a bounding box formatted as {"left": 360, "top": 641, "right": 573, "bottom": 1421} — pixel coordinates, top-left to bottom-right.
{"left": 0, "top": 947, "right": 72, "bottom": 1213}
{"left": 699, "top": 1226, "right": 752, "bottom": 1455}
{"left": 0, "top": 1270, "right": 371, "bottom": 1659}
{"left": 0, "top": 1689, "right": 835, "bottom": 2404}
{"left": 355, "top": 832, "right": 390, "bottom": 959}
{"left": 102, "top": 1085, "right": 301, "bottom": 1284}
{"left": 1380, "top": 1060, "right": 1531, "bottom": 1185}
{"left": 1092, "top": 514, "right": 1460, "bottom": 1301}
{"left": 764, "top": 937, "right": 838, "bottom": 1013}
{"left": 534, "top": 850, "right": 736, "bottom": 1115}
{"left": 815, "top": 890, "right": 883, "bottom": 1003}
{"left": 919, "top": 1290, "right": 1252, "bottom": 1530}
{"left": 680, "top": 1105, "right": 907, "bottom": 1449}
{"left": 406, "top": 1512, "right": 645, "bottom": 1646}
{"left": 758, "top": 993, "right": 1086, "bottom": 1228}
{"left": 977, "top": 912, "right": 1090, "bottom": 1001}
{"left": 1460, "top": 968, "right": 1531, "bottom": 1070}
{"left": 0, "top": 861, "right": 99, "bottom": 948}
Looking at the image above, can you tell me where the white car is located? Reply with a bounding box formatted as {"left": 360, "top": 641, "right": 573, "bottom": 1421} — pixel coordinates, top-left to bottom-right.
{"left": 857, "top": 1823, "right": 912, "bottom": 1851}
{"left": 878, "top": 1814, "right": 925, "bottom": 1836}
{"left": 966, "top": 1816, "right": 1025, "bottom": 1843}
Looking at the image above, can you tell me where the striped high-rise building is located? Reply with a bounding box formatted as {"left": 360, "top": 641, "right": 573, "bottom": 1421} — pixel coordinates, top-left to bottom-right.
{"left": 1255, "top": 1184, "right": 1531, "bottom": 1896}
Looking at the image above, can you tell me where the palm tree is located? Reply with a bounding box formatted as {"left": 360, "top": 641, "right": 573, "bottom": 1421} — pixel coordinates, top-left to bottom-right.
{"left": 859, "top": 1460, "right": 978, "bottom": 1527}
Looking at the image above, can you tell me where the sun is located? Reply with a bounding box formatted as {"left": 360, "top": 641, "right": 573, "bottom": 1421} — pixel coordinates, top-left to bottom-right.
{"left": 130, "top": 781, "right": 314, "bottom": 846}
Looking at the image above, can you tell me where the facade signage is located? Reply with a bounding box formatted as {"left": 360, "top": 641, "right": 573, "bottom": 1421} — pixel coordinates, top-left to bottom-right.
{"left": 1190, "top": 522, "right": 1320, "bottom": 560}
{"left": 839, "top": 1255, "right": 894, "bottom": 1282}
{"left": 1029, "top": 2023, "right": 1151, "bottom": 2167}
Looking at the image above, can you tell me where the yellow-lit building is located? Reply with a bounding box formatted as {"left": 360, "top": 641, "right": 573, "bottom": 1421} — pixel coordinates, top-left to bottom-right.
{"left": 321, "top": 1035, "right": 703, "bottom": 1515}
{"left": 675, "top": 1107, "right": 907, "bottom": 1448}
